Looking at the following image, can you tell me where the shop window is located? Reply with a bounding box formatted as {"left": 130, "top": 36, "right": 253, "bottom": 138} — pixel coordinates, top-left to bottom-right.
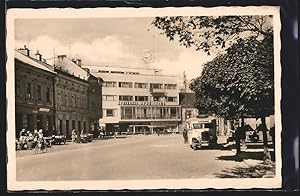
{"left": 125, "top": 108, "right": 133, "bottom": 119}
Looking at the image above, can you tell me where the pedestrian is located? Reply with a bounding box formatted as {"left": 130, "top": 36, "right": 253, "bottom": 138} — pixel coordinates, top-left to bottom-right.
{"left": 183, "top": 129, "right": 188, "bottom": 144}
{"left": 114, "top": 130, "right": 117, "bottom": 139}
{"left": 71, "top": 129, "right": 77, "bottom": 143}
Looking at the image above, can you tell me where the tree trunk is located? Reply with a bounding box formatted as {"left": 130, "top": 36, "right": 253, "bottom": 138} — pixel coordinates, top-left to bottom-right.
{"left": 261, "top": 117, "right": 271, "bottom": 161}
{"left": 231, "top": 119, "right": 240, "bottom": 154}
{"left": 240, "top": 116, "right": 247, "bottom": 150}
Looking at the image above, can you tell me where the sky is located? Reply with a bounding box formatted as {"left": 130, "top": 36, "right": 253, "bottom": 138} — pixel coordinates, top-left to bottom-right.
{"left": 14, "top": 18, "right": 216, "bottom": 80}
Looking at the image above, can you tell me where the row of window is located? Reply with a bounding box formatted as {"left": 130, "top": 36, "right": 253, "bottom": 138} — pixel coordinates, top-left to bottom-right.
{"left": 96, "top": 70, "right": 139, "bottom": 75}
{"left": 103, "top": 81, "right": 177, "bottom": 89}
{"left": 57, "top": 90, "right": 87, "bottom": 109}
{"left": 16, "top": 80, "right": 51, "bottom": 102}
{"left": 57, "top": 119, "right": 87, "bottom": 132}
{"left": 103, "top": 95, "right": 178, "bottom": 102}
{"left": 103, "top": 107, "right": 181, "bottom": 119}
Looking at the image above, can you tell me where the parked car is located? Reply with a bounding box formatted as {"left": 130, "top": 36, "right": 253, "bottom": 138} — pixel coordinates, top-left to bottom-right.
{"left": 80, "top": 133, "right": 93, "bottom": 143}
{"left": 52, "top": 135, "right": 66, "bottom": 145}
{"left": 186, "top": 116, "right": 218, "bottom": 150}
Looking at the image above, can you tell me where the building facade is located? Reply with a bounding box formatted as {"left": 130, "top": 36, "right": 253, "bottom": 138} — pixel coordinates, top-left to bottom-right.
{"left": 15, "top": 48, "right": 56, "bottom": 137}
{"left": 15, "top": 47, "right": 102, "bottom": 139}
{"left": 86, "top": 66, "right": 181, "bottom": 134}
{"left": 54, "top": 55, "right": 102, "bottom": 138}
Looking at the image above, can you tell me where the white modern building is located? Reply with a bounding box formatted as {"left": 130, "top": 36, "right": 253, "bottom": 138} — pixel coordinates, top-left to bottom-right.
{"left": 85, "top": 66, "right": 181, "bottom": 134}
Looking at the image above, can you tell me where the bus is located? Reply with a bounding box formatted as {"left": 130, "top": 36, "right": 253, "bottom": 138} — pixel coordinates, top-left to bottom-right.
{"left": 186, "top": 116, "right": 218, "bottom": 150}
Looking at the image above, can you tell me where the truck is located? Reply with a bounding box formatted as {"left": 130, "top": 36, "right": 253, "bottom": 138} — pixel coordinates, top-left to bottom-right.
{"left": 186, "top": 116, "right": 218, "bottom": 150}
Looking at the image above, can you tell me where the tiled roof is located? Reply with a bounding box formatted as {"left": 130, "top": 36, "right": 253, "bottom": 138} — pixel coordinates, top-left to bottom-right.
{"left": 15, "top": 50, "right": 56, "bottom": 74}
{"left": 56, "top": 56, "right": 89, "bottom": 81}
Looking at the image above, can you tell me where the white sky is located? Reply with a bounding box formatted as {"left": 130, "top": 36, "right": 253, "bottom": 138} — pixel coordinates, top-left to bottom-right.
{"left": 14, "top": 18, "right": 216, "bottom": 80}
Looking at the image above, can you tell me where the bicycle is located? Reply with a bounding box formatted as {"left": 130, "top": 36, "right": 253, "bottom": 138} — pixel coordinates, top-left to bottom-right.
{"left": 34, "top": 140, "right": 47, "bottom": 154}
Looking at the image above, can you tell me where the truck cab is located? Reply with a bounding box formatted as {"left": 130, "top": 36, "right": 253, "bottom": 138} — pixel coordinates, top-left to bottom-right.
{"left": 186, "top": 116, "right": 217, "bottom": 150}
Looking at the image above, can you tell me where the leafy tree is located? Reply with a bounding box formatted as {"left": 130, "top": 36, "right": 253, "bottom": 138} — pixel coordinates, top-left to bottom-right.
{"left": 152, "top": 16, "right": 273, "bottom": 55}
{"left": 190, "top": 36, "right": 273, "bottom": 155}
{"left": 152, "top": 16, "right": 274, "bottom": 157}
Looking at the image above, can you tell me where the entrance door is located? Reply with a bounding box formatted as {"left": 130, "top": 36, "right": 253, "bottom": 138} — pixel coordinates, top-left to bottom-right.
{"left": 78, "top": 121, "right": 81, "bottom": 132}
{"left": 66, "top": 120, "right": 70, "bottom": 139}
{"left": 37, "top": 115, "right": 43, "bottom": 130}
{"left": 27, "top": 114, "right": 33, "bottom": 131}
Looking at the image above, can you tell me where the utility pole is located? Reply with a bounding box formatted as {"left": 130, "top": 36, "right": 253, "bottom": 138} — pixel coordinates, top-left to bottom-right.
{"left": 183, "top": 71, "right": 187, "bottom": 132}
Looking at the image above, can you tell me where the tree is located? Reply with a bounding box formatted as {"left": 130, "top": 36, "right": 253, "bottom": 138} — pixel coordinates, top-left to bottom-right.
{"left": 152, "top": 16, "right": 274, "bottom": 158}
{"left": 189, "top": 36, "right": 274, "bottom": 155}
{"left": 152, "top": 16, "right": 273, "bottom": 55}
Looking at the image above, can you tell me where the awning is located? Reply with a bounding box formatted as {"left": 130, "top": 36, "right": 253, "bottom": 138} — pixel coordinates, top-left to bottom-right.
{"left": 129, "top": 125, "right": 148, "bottom": 128}
{"left": 148, "top": 125, "right": 168, "bottom": 128}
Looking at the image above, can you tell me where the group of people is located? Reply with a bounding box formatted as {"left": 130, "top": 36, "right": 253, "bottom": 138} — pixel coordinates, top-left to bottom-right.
{"left": 71, "top": 129, "right": 91, "bottom": 143}
{"left": 16, "top": 128, "right": 45, "bottom": 150}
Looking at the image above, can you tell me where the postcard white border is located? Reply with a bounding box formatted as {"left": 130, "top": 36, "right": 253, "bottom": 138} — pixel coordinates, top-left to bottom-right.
{"left": 6, "top": 6, "right": 282, "bottom": 190}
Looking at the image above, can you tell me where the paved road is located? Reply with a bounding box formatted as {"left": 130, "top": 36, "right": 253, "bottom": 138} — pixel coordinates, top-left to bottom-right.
{"left": 16, "top": 134, "right": 261, "bottom": 181}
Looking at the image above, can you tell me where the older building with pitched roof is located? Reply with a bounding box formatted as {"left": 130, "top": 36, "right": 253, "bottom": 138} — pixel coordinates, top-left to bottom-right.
{"left": 54, "top": 55, "right": 102, "bottom": 138}
{"left": 15, "top": 47, "right": 103, "bottom": 139}
{"left": 15, "top": 48, "right": 56, "bottom": 137}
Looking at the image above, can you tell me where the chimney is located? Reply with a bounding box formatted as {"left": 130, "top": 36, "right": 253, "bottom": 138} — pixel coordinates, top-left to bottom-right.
{"left": 18, "top": 45, "right": 30, "bottom": 56}
{"left": 57, "top": 55, "right": 66, "bottom": 60}
{"left": 35, "top": 50, "right": 42, "bottom": 61}
{"left": 83, "top": 68, "right": 90, "bottom": 73}
{"left": 76, "top": 59, "right": 82, "bottom": 67}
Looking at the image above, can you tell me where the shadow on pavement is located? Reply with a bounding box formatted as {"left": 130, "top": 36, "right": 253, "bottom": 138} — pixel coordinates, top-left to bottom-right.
{"left": 215, "top": 151, "right": 275, "bottom": 162}
{"left": 214, "top": 161, "right": 276, "bottom": 178}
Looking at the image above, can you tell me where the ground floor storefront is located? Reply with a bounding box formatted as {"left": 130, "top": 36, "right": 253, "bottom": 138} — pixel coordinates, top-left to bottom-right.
{"left": 104, "top": 121, "right": 180, "bottom": 135}
{"left": 55, "top": 112, "right": 90, "bottom": 139}
{"left": 15, "top": 105, "right": 54, "bottom": 137}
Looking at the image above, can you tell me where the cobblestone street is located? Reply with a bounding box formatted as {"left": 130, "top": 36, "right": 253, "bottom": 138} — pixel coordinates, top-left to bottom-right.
{"left": 16, "top": 134, "right": 275, "bottom": 181}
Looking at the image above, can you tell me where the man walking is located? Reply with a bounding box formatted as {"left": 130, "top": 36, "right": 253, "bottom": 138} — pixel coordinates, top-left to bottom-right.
{"left": 183, "top": 129, "right": 188, "bottom": 144}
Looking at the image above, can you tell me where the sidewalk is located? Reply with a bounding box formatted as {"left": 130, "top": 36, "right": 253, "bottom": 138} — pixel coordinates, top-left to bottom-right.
{"left": 15, "top": 134, "right": 164, "bottom": 157}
